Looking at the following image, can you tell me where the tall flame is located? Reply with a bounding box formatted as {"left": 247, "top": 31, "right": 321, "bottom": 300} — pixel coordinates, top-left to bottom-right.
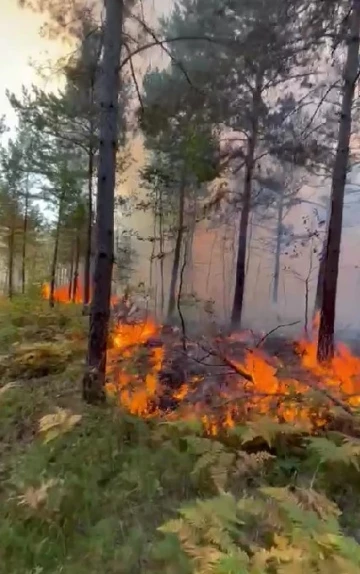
{"left": 106, "top": 319, "right": 164, "bottom": 416}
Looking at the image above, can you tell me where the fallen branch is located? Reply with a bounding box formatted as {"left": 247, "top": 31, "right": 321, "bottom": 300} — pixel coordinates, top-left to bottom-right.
{"left": 191, "top": 340, "right": 255, "bottom": 383}
{"left": 190, "top": 338, "right": 354, "bottom": 417}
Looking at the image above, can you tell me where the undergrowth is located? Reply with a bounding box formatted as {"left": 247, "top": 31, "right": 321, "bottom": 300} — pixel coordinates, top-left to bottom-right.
{"left": 1, "top": 297, "right": 360, "bottom": 573}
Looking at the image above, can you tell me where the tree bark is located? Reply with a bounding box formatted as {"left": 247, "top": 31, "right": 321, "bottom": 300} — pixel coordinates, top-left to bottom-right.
{"left": 8, "top": 228, "right": 15, "bottom": 300}
{"left": 231, "top": 73, "right": 263, "bottom": 329}
{"left": 49, "top": 201, "right": 63, "bottom": 308}
{"left": 21, "top": 174, "right": 29, "bottom": 294}
{"left": 313, "top": 203, "right": 331, "bottom": 318}
{"left": 84, "top": 32, "right": 102, "bottom": 310}
{"left": 83, "top": 0, "right": 124, "bottom": 403}
{"left": 158, "top": 186, "right": 165, "bottom": 316}
{"left": 313, "top": 236, "right": 326, "bottom": 318}
{"left": 273, "top": 188, "right": 284, "bottom": 304}
{"left": 317, "top": 0, "right": 360, "bottom": 362}
{"left": 72, "top": 232, "right": 80, "bottom": 302}
{"left": 245, "top": 212, "right": 253, "bottom": 277}
{"left": 68, "top": 251, "right": 74, "bottom": 301}
{"left": 84, "top": 139, "right": 94, "bottom": 309}
{"left": 167, "top": 174, "right": 186, "bottom": 321}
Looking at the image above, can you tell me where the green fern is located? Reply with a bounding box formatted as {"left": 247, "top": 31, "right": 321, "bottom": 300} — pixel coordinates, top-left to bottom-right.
{"left": 185, "top": 437, "right": 235, "bottom": 492}
{"left": 159, "top": 484, "right": 360, "bottom": 574}
{"left": 241, "top": 417, "right": 308, "bottom": 447}
{"left": 306, "top": 436, "right": 360, "bottom": 470}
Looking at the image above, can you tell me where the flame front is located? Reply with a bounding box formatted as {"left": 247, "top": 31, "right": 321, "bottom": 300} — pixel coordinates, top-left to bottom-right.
{"left": 40, "top": 285, "right": 360, "bottom": 431}
{"left": 297, "top": 314, "right": 360, "bottom": 408}
{"left": 106, "top": 320, "right": 165, "bottom": 416}
{"left": 105, "top": 314, "right": 360, "bottom": 433}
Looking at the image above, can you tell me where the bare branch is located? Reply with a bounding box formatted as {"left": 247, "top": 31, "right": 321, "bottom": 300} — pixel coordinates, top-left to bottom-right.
{"left": 124, "top": 43, "right": 144, "bottom": 112}
{"left": 255, "top": 321, "right": 301, "bottom": 348}
{"left": 128, "top": 11, "right": 205, "bottom": 96}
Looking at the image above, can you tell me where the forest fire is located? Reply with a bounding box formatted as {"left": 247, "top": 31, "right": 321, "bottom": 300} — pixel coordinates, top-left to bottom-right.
{"left": 41, "top": 282, "right": 119, "bottom": 305}
{"left": 105, "top": 314, "right": 360, "bottom": 433}
{"left": 41, "top": 282, "right": 85, "bottom": 304}
{"left": 39, "top": 286, "right": 360, "bottom": 429}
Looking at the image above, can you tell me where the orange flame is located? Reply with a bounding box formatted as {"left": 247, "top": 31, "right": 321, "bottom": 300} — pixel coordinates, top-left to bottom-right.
{"left": 106, "top": 319, "right": 164, "bottom": 416}
{"left": 41, "top": 282, "right": 119, "bottom": 306}
{"left": 105, "top": 313, "right": 360, "bottom": 434}
{"left": 296, "top": 313, "right": 360, "bottom": 408}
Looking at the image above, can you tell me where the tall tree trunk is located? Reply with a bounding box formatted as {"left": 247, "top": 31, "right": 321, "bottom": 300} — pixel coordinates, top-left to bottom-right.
{"left": 72, "top": 233, "right": 81, "bottom": 303}
{"left": 84, "top": 140, "right": 94, "bottom": 309}
{"left": 313, "top": 204, "right": 331, "bottom": 318}
{"left": 167, "top": 174, "right": 186, "bottom": 321}
{"left": 83, "top": 0, "right": 124, "bottom": 404}
{"left": 49, "top": 201, "right": 63, "bottom": 308}
{"left": 313, "top": 237, "right": 326, "bottom": 318}
{"left": 273, "top": 188, "right": 284, "bottom": 304}
{"left": 68, "top": 251, "right": 74, "bottom": 301}
{"left": 8, "top": 227, "right": 15, "bottom": 300}
{"left": 83, "top": 34, "right": 102, "bottom": 310}
{"left": 21, "top": 175, "right": 29, "bottom": 294}
{"left": 158, "top": 187, "right": 165, "bottom": 316}
{"left": 185, "top": 197, "right": 196, "bottom": 293}
{"left": 245, "top": 212, "right": 253, "bottom": 277}
{"left": 231, "top": 73, "right": 263, "bottom": 329}
{"left": 317, "top": 0, "right": 360, "bottom": 362}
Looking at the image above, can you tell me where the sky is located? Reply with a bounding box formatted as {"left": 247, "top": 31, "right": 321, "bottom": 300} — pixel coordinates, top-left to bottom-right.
{"left": 0, "top": 0, "right": 171, "bottom": 218}
{"left": 0, "top": 0, "right": 68, "bottom": 137}
{"left": 0, "top": 0, "right": 172, "bottom": 134}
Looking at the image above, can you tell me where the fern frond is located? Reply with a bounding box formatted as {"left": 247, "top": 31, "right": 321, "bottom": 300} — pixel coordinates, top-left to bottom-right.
{"left": 241, "top": 417, "right": 307, "bottom": 447}
{"left": 295, "top": 488, "right": 341, "bottom": 521}
{"left": 186, "top": 436, "right": 225, "bottom": 456}
{"left": 307, "top": 436, "right": 360, "bottom": 470}
{"left": 236, "top": 451, "right": 275, "bottom": 477}
{"left": 260, "top": 486, "right": 327, "bottom": 533}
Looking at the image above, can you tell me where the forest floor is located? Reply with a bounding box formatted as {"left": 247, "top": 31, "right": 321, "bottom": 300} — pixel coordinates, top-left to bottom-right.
{"left": 1, "top": 297, "right": 360, "bottom": 573}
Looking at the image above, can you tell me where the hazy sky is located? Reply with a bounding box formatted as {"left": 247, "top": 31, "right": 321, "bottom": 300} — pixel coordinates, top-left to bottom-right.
{"left": 0, "top": 0, "right": 68, "bottom": 136}
{"left": 0, "top": 0, "right": 172, "bottom": 138}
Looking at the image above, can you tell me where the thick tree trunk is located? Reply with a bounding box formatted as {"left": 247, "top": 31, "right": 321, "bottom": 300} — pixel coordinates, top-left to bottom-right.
{"left": 273, "top": 189, "right": 284, "bottom": 304}
{"left": 313, "top": 203, "right": 331, "bottom": 318}
{"left": 167, "top": 175, "right": 186, "bottom": 321}
{"left": 84, "top": 140, "right": 94, "bottom": 309}
{"left": 49, "top": 202, "right": 62, "bottom": 308}
{"left": 21, "top": 175, "right": 29, "bottom": 294}
{"left": 231, "top": 74, "right": 262, "bottom": 329}
{"left": 72, "top": 233, "right": 80, "bottom": 303}
{"left": 317, "top": 0, "right": 360, "bottom": 362}
{"left": 83, "top": 0, "right": 124, "bottom": 403}
{"left": 313, "top": 237, "right": 326, "bottom": 318}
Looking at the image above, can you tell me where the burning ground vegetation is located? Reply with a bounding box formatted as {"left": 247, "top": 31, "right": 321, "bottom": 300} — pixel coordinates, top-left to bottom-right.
{"left": 105, "top": 312, "right": 360, "bottom": 435}
{"left": 37, "top": 281, "right": 360, "bottom": 431}
{"left": 40, "top": 280, "right": 360, "bottom": 432}
{"left": 3, "top": 296, "right": 360, "bottom": 573}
